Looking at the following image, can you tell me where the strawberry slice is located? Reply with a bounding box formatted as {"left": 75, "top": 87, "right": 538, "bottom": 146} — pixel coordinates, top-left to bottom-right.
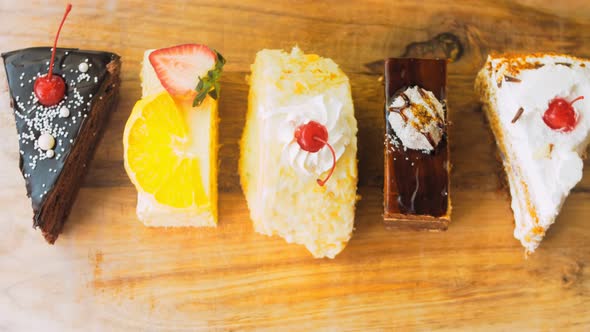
{"left": 149, "top": 44, "right": 218, "bottom": 100}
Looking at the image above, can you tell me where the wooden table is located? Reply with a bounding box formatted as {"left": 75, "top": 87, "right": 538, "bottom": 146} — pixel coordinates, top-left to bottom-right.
{"left": 1, "top": 1, "right": 589, "bottom": 330}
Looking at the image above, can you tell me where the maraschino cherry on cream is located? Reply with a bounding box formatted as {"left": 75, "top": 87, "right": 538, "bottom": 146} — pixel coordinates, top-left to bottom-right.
{"left": 33, "top": 4, "right": 72, "bottom": 106}
{"left": 294, "top": 120, "right": 336, "bottom": 186}
{"left": 542, "top": 96, "right": 584, "bottom": 132}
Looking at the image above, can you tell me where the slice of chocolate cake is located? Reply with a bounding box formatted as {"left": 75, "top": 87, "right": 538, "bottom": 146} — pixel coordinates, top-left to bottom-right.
{"left": 2, "top": 47, "right": 121, "bottom": 243}
{"left": 383, "top": 58, "right": 451, "bottom": 230}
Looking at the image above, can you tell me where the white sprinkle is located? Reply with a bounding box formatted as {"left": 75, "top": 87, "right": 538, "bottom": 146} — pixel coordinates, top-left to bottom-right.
{"left": 46, "top": 149, "right": 55, "bottom": 158}
{"left": 59, "top": 106, "right": 70, "bottom": 118}
{"left": 38, "top": 133, "right": 55, "bottom": 151}
{"left": 78, "top": 62, "right": 89, "bottom": 73}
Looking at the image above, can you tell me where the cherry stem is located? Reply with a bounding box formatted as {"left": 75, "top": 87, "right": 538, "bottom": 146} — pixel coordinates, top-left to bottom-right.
{"left": 48, "top": 4, "right": 72, "bottom": 79}
{"left": 313, "top": 136, "right": 336, "bottom": 186}
{"left": 570, "top": 96, "right": 584, "bottom": 105}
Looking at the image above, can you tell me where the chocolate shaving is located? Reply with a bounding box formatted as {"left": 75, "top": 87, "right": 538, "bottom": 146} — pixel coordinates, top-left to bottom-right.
{"left": 511, "top": 107, "right": 524, "bottom": 123}
{"left": 504, "top": 75, "right": 521, "bottom": 83}
{"left": 497, "top": 79, "right": 503, "bottom": 88}
{"left": 555, "top": 62, "right": 572, "bottom": 67}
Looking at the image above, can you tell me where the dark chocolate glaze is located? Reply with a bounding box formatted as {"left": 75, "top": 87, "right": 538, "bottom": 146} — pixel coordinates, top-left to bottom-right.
{"left": 384, "top": 58, "right": 449, "bottom": 218}
{"left": 2, "top": 47, "right": 120, "bottom": 227}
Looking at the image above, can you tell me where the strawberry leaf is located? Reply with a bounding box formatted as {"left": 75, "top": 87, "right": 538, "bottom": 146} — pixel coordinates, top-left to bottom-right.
{"left": 193, "top": 50, "right": 226, "bottom": 107}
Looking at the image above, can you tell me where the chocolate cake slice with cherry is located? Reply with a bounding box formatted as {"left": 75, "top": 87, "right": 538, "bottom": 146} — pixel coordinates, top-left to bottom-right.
{"left": 383, "top": 58, "right": 451, "bottom": 230}
{"left": 1, "top": 4, "right": 121, "bottom": 243}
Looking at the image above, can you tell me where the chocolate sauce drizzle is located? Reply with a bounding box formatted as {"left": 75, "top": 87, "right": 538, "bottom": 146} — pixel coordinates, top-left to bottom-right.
{"left": 388, "top": 92, "right": 410, "bottom": 122}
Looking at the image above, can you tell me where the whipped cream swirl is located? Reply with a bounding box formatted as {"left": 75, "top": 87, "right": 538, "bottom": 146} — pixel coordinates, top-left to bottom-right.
{"left": 388, "top": 86, "right": 445, "bottom": 151}
{"left": 265, "top": 95, "right": 351, "bottom": 177}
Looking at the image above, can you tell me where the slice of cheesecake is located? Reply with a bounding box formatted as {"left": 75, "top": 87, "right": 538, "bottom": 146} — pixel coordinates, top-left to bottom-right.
{"left": 124, "top": 44, "right": 223, "bottom": 227}
{"left": 475, "top": 53, "right": 590, "bottom": 253}
{"left": 239, "top": 47, "right": 358, "bottom": 258}
{"left": 2, "top": 47, "right": 120, "bottom": 243}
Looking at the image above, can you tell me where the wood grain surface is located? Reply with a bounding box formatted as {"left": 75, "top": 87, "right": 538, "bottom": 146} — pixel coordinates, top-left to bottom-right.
{"left": 1, "top": 0, "right": 589, "bottom": 330}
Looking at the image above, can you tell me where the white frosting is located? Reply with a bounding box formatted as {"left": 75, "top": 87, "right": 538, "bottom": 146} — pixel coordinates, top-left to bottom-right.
{"left": 387, "top": 86, "right": 445, "bottom": 151}
{"left": 262, "top": 94, "right": 351, "bottom": 177}
{"left": 488, "top": 55, "right": 590, "bottom": 252}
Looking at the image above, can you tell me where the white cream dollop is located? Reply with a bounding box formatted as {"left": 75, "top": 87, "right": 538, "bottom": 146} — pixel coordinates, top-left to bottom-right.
{"left": 263, "top": 95, "right": 351, "bottom": 177}
{"left": 387, "top": 86, "right": 445, "bottom": 151}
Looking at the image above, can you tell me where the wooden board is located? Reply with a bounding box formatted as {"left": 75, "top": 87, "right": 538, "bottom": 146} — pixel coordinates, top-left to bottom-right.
{"left": 1, "top": 0, "right": 589, "bottom": 330}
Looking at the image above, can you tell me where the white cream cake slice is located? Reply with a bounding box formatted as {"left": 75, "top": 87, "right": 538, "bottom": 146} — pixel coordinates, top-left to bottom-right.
{"left": 476, "top": 53, "right": 590, "bottom": 253}
{"left": 239, "top": 47, "right": 358, "bottom": 258}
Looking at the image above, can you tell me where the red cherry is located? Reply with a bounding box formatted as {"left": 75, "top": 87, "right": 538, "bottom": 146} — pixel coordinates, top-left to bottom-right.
{"left": 294, "top": 121, "right": 336, "bottom": 186}
{"left": 33, "top": 4, "right": 72, "bottom": 106}
{"left": 34, "top": 75, "right": 66, "bottom": 106}
{"left": 542, "top": 96, "right": 584, "bottom": 132}
{"left": 295, "top": 120, "right": 328, "bottom": 152}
